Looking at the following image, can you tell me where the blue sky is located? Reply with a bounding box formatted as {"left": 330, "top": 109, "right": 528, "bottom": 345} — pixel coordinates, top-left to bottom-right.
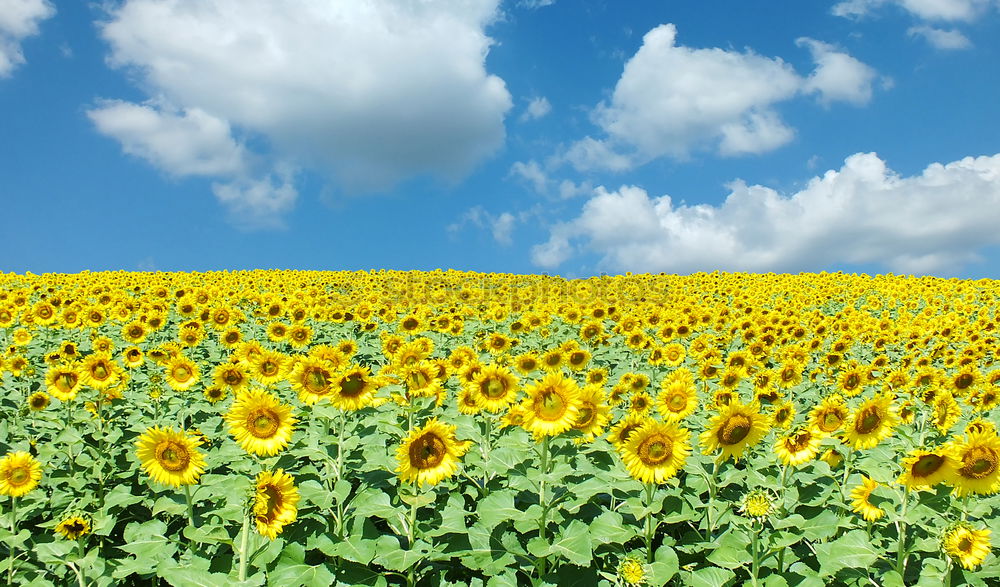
{"left": 2, "top": 0, "right": 999, "bottom": 278}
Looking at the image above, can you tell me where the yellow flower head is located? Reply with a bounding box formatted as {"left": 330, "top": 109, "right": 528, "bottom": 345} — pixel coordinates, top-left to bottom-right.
{"left": 942, "top": 522, "right": 992, "bottom": 570}
{"left": 253, "top": 469, "right": 299, "bottom": 540}
{"left": 55, "top": 516, "right": 91, "bottom": 540}
{"left": 948, "top": 430, "right": 1000, "bottom": 496}
{"left": 164, "top": 355, "right": 200, "bottom": 392}
{"left": 619, "top": 420, "right": 690, "bottom": 484}
{"left": 519, "top": 371, "right": 581, "bottom": 439}
{"left": 0, "top": 451, "right": 42, "bottom": 497}
{"left": 135, "top": 427, "right": 206, "bottom": 487}
{"left": 740, "top": 489, "right": 777, "bottom": 521}
{"left": 774, "top": 426, "right": 822, "bottom": 467}
{"left": 896, "top": 447, "right": 957, "bottom": 490}
{"left": 700, "top": 400, "right": 770, "bottom": 463}
{"left": 396, "top": 418, "right": 470, "bottom": 487}
{"left": 617, "top": 556, "right": 647, "bottom": 586}
{"left": 468, "top": 364, "right": 520, "bottom": 413}
{"left": 849, "top": 476, "right": 884, "bottom": 522}
{"left": 841, "top": 393, "right": 899, "bottom": 450}
{"left": 225, "top": 389, "right": 297, "bottom": 457}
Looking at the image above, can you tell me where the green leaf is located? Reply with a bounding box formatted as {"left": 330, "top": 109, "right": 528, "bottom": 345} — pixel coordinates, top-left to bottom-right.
{"left": 814, "top": 529, "right": 880, "bottom": 577}
{"left": 706, "top": 530, "right": 749, "bottom": 570}
{"left": 159, "top": 567, "right": 232, "bottom": 587}
{"left": 183, "top": 524, "right": 233, "bottom": 546}
{"left": 373, "top": 536, "right": 431, "bottom": 572}
{"left": 474, "top": 489, "right": 524, "bottom": 532}
{"left": 648, "top": 545, "right": 679, "bottom": 585}
{"left": 797, "top": 509, "right": 841, "bottom": 542}
{"left": 587, "top": 510, "right": 637, "bottom": 545}
{"left": 529, "top": 519, "right": 592, "bottom": 567}
{"left": 685, "top": 566, "right": 736, "bottom": 587}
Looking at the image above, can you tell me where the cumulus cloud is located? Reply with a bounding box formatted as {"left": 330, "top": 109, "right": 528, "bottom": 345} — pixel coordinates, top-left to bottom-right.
{"left": 533, "top": 152, "right": 1000, "bottom": 276}
{"left": 87, "top": 100, "right": 248, "bottom": 177}
{"left": 562, "top": 24, "right": 878, "bottom": 172}
{"left": 833, "top": 0, "right": 994, "bottom": 21}
{"left": 92, "top": 0, "right": 512, "bottom": 224}
{"left": 0, "top": 0, "right": 55, "bottom": 78}
{"left": 908, "top": 25, "right": 973, "bottom": 48}
{"left": 510, "top": 160, "right": 550, "bottom": 194}
{"left": 521, "top": 96, "right": 552, "bottom": 121}
{"left": 211, "top": 170, "right": 298, "bottom": 231}
{"left": 797, "top": 38, "right": 878, "bottom": 106}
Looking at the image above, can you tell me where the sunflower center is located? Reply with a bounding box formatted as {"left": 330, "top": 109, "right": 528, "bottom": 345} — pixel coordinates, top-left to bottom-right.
{"left": 339, "top": 374, "right": 365, "bottom": 397}
{"left": 93, "top": 363, "right": 110, "bottom": 380}
{"left": 955, "top": 374, "right": 974, "bottom": 389}
{"left": 575, "top": 405, "right": 595, "bottom": 428}
{"left": 788, "top": 431, "right": 812, "bottom": 452}
{"left": 638, "top": 436, "right": 672, "bottom": 466}
{"left": 172, "top": 365, "right": 192, "bottom": 383}
{"left": 261, "top": 361, "right": 279, "bottom": 376}
{"left": 855, "top": 407, "right": 883, "bottom": 435}
{"left": 482, "top": 377, "right": 507, "bottom": 400}
{"left": 845, "top": 374, "right": 860, "bottom": 389}
{"left": 912, "top": 453, "right": 944, "bottom": 478}
{"left": 960, "top": 447, "right": 998, "bottom": 479}
{"left": 8, "top": 467, "right": 29, "bottom": 485}
{"left": 257, "top": 485, "right": 282, "bottom": 523}
{"left": 535, "top": 388, "right": 568, "bottom": 421}
{"left": 718, "top": 414, "right": 752, "bottom": 445}
{"left": 67, "top": 521, "right": 85, "bottom": 533}
{"left": 819, "top": 410, "right": 844, "bottom": 432}
{"left": 157, "top": 442, "right": 191, "bottom": 472}
{"left": 408, "top": 370, "right": 430, "bottom": 389}
{"left": 409, "top": 432, "right": 446, "bottom": 469}
{"left": 304, "top": 368, "right": 328, "bottom": 393}
{"left": 667, "top": 392, "right": 687, "bottom": 411}
{"left": 249, "top": 410, "right": 280, "bottom": 439}
{"left": 57, "top": 372, "right": 78, "bottom": 392}
{"left": 225, "top": 370, "right": 243, "bottom": 386}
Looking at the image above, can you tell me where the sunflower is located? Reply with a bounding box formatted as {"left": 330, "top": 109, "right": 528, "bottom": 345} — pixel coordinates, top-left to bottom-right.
{"left": 396, "top": 418, "right": 471, "bottom": 487}
{"left": 617, "top": 556, "right": 647, "bottom": 586}
{"left": 841, "top": 393, "right": 899, "bottom": 451}
{"left": 896, "top": 447, "right": 956, "bottom": 490}
{"left": 55, "top": 515, "right": 91, "bottom": 540}
{"left": 629, "top": 391, "right": 654, "bottom": 415}
{"left": 45, "top": 364, "right": 81, "bottom": 402}
{"left": 253, "top": 469, "right": 300, "bottom": 539}
{"left": 770, "top": 400, "right": 795, "bottom": 429}
{"left": 122, "top": 346, "right": 144, "bottom": 369}
{"left": 849, "top": 476, "right": 885, "bottom": 522}
{"left": 774, "top": 426, "right": 822, "bottom": 467}
{"left": 700, "top": 400, "right": 770, "bottom": 462}
{"left": 540, "top": 348, "right": 564, "bottom": 372}
{"left": 519, "top": 372, "right": 581, "bottom": 439}
{"left": 135, "top": 427, "right": 206, "bottom": 487}
{"left": 949, "top": 431, "right": 1000, "bottom": 496}
{"left": 225, "top": 389, "right": 297, "bottom": 457}
{"left": 330, "top": 365, "right": 377, "bottom": 411}
{"left": 79, "top": 353, "right": 121, "bottom": 390}
{"left": 27, "top": 391, "right": 50, "bottom": 411}
{"left": 571, "top": 384, "right": 611, "bottom": 442}
{"left": 606, "top": 413, "right": 652, "bottom": 451}
{"left": 931, "top": 393, "right": 962, "bottom": 434}
{"left": 213, "top": 361, "right": 251, "bottom": 395}
{"left": 249, "top": 350, "right": 289, "bottom": 385}
{"left": 657, "top": 379, "right": 699, "bottom": 422}
{"left": 468, "top": 364, "right": 519, "bottom": 413}
{"left": 164, "top": 355, "right": 200, "bottom": 392}
{"left": 942, "top": 522, "right": 992, "bottom": 570}
{"left": 809, "top": 395, "right": 850, "bottom": 435}
{"left": 565, "top": 348, "right": 592, "bottom": 371}
{"left": 287, "top": 356, "right": 335, "bottom": 405}
{"left": 203, "top": 386, "right": 227, "bottom": 403}
{"left": 619, "top": 420, "right": 690, "bottom": 484}
{"left": 740, "top": 489, "right": 777, "bottom": 521}
{"left": 0, "top": 452, "right": 42, "bottom": 497}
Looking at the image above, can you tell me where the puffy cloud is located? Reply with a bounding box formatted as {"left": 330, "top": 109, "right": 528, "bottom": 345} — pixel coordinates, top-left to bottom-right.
{"left": 833, "top": 0, "right": 993, "bottom": 21}
{"left": 0, "top": 0, "right": 55, "bottom": 78}
{"left": 510, "top": 160, "right": 550, "bottom": 194}
{"left": 87, "top": 100, "right": 248, "bottom": 177}
{"left": 533, "top": 152, "right": 1000, "bottom": 276}
{"left": 797, "top": 38, "right": 878, "bottom": 106}
{"left": 521, "top": 96, "right": 552, "bottom": 121}
{"left": 563, "top": 24, "right": 877, "bottom": 171}
{"left": 908, "top": 25, "right": 973, "bottom": 48}
{"left": 211, "top": 170, "right": 298, "bottom": 230}
{"left": 92, "top": 0, "right": 512, "bottom": 220}
{"left": 448, "top": 206, "right": 519, "bottom": 246}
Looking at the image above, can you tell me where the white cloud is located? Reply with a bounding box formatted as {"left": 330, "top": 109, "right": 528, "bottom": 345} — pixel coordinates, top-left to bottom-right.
{"left": 518, "top": 0, "right": 556, "bottom": 8}
{"left": 93, "top": 0, "right": 512, "bottom": 216}
{"left": 562, "top": 24, "right": 878, "bottom": 172}
{"left": 797, "top": 38, "right": 878, "bottom": 106}
{"left": 521, "top": 96, "right": 552, "bottom": 121}
{"left": 0, "top": 0, "right": 55, "bottom": 78}
{"left": 449, "top": 206, "right": 519, "bottom": 246}
{"left": 87, "top": 100, "right": 248, "bottom": 177}
{"left": 510, "top": 160, "right": 550, "bottom": 194}
{"left": 908, "top": 25, "right": 973, "bottom": 48}
{"left": 211, "top": 170, "right": 298, "bottom": 230}
{"left": 533, "top": 152, "right": 1000, "bottom": 276}
{"left": 833, "top": 0, "right": 994, "bottom": 21}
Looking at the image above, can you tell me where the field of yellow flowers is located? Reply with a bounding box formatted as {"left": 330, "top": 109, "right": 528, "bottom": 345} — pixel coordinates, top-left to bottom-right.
{"left": 0, "top": 269, "right": 998, "bottom": 586}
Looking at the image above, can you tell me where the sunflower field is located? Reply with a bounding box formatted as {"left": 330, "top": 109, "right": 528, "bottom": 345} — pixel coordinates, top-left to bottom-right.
{"left": 0, "top": 269, "right": 998, "bottom": 586}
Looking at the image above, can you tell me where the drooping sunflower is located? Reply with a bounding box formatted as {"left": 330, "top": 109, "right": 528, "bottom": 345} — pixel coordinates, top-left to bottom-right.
{"left": 135, "top": 427, "right": 206, "bottom": 487}
{"left": 607, "top": 413, "right": 652, "bottom": 451}
{"left": 896, "top": 447, "right": 957, "bottom": 490}
{"left": 700, "top": 400, "right": 770, "bottom": 462}
{"left": 849, "top": 476, "right": 885, "bottom": 522}
{"left": 619, "top": 420, "right": 690, "bottom": 484}
{"left": 468, "top": 364, "right": 519, "bottom": 413}
{"left": 841, "top": 393, "right": 899, "bottom": 451}
{"left": 27, "top": 391, "right": 50, "bottom": 411}
{"left": 948, "top": 430, "right": 1000, "bottom": 496}
{"left": 773, "top": 426, "right": 823, "bottom": 467}
{"left": 330, "top": 365, "right": 378, "bottom": 411}
{"left": 225, "top": 389, "right": 297, "bottom": 457}
{"left": 396, "top": 418, "right": 471, "bottom": 487}
{"left": 571, "top": 384, "right": 611, "bottom": 442}
{"left": 164, "top": 355, "right": 200, "bottom": 392}
{"left": 0, "top": 451, "right": 42, "bottom": 497}
{"left": 657, "top": 379, "right": 699, "bottom": 422}
{"left": 942, "top": 522, "right": 992, "bottom": 570}
{"left": 931, "top": 393, "right": 962, "bottom": 435}
{"left": 46, "top": 364, "right": 81, "bottom": 402}
{"left": 519, "top": 372, "right": 581, "bottom": 439}
{"left": 253, "top": 469, "right": 300, "bottom": 539}
{"left": 54, "top": 516, "right": 91, "bottom": 540}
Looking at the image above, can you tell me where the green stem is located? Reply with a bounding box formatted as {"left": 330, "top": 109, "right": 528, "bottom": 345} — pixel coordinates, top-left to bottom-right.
{"left": 777, "top": 465, "right": 789, "bottom": 572}
{"left": 750, "top": 520, "right": 761, "bottom": 587}
{"left": 704, "top": 460, "right": 720, "bottom": 541}
{"left": 538, "top": 435, "right": 552, "bottom": 577}
{"left": 961, "top": 494, "right": 969, "bottom": 522}
{"left": 238, "top": 512, "right": 250, "bottom": 581}
{"left": 7, "top": 497, "right": 17, "bottom": 585}
{"left": 480, "top": 415, "right": 492, "bottom": 494}
{"left": 406, "top": 484, "right": 421, "bottom": 587}
{"left": 644, "top": 483, "right": 656, "bottom": 564}
{"left": 895, "top": 488, "right": 910, "bottom": 576}
{"left": 184, "top": 484, "right": 196, "bottom": 529}
{"left": 943, "top": 553, "right": 952, "bottom": 587}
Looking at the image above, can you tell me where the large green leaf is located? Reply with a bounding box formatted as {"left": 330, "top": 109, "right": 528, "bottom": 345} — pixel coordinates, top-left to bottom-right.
{"left": 814, "top": 529, "right": 881, "bottom": 577}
